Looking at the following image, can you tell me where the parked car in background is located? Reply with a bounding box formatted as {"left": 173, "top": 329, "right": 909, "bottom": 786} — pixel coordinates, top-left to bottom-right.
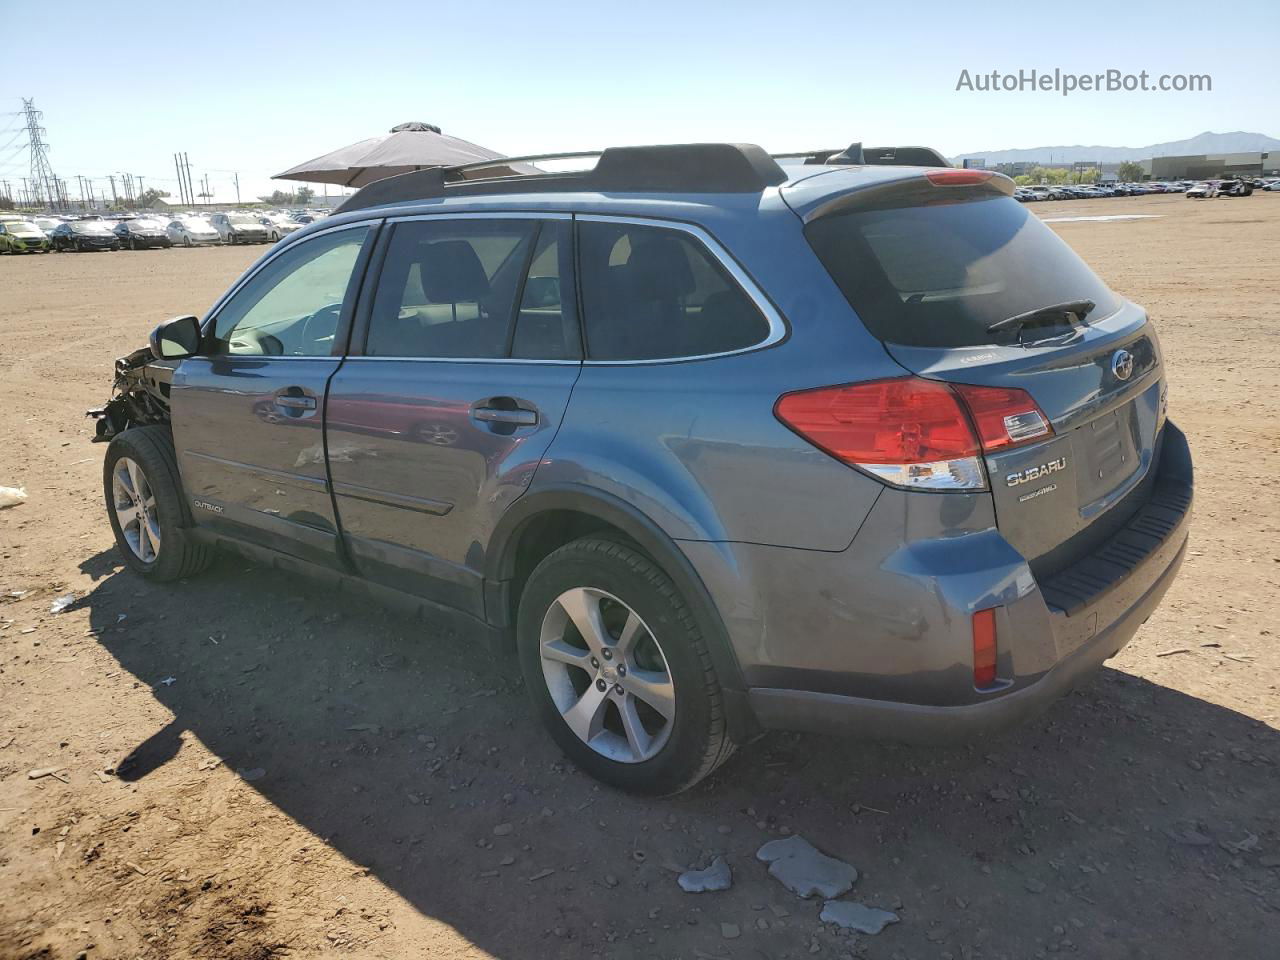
{"left": 1013, "top": 187, "right": 1034, "bottom": 202}
{"left": 1218, "top": 179, "right": 1254, "bottom": 197}
{"left": 114, "top": 218, "right": 174, "bottom": 250}
{"left": 90, "top": 143, "right": 1192, "bottom": 795}
{"left": 167, "top": 216, "right": 222, "bottom": 246}
{"left": 50, "top": 219, "right": 120, "bottom": 251}
{"left": 1026, "top": 186, "right": 1053, "bottom": 201}
{"left": 210, "top": 212, "right": 270, "bottom": 245}
{"left": 1186, "top": 181, "right": 1218, "bottom": 199}
{"left": 1265, "top": 180, "right": 1280, "bottom": 191}
{"left": 0, "top": 218, "right": 53, "bottom": 253}
{"left": 33, "top": 216, "right": 64, "bottom": 235}
{"left": 260, "top": 213, "right": 303, "bottom": 242}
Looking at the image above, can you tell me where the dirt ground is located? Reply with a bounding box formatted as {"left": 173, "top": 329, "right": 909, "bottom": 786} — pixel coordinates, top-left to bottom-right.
{"left": 1, "top": 192, "right": 1277, "bottom": 960}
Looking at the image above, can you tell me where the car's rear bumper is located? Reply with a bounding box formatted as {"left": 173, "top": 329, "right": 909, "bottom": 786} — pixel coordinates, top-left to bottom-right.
{"left": 680, "top": 422, "right": 1192, "bottom": 743}
{"left": 748, "top": 529, "right": 1186, "bottom": 742}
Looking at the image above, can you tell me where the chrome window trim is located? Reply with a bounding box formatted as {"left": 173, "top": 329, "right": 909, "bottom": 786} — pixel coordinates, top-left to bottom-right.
{"left": 574, "top": 213, "right": 787, "bottom": 365}
{"left": 202, "top": 219, "right": 381, "bottom": 333}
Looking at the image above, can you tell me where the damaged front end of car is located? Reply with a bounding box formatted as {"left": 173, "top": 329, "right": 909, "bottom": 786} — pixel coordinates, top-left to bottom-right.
{"left": 87, "top": 346, "right": 174, "bottom": 442}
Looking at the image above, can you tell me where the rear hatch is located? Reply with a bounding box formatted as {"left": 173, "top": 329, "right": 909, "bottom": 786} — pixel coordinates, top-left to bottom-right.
{"left": 797, "top": 170, "right": 1167, "bottom": 576}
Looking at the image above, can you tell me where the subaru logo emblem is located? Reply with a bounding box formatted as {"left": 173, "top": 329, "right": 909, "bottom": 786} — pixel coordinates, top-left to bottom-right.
{"left": 1111, "top": 349, "right": 1134, "bottom": 381}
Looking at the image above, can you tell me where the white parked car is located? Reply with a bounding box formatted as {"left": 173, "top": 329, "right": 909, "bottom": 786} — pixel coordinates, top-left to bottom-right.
{"left": 1186, "top": 181, "right": 1219, "bottom": 199}
{"left": 259, "top": 213, "right": 303, "bottom": 242}
{"left": 166, "top": 217, "right": 222, "bottom": 246}
{"left": 209, "top": 212, "right": 270, "bottom": 245}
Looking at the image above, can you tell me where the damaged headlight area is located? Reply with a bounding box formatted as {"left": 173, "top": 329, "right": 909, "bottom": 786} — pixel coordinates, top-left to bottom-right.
{"left": 87, "top": 346, "right": 173, "bottom": 442}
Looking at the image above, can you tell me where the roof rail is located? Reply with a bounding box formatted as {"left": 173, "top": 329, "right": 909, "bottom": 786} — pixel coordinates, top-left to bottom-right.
{"left": 334, "top": 143, "right": 788, "bottom": 213}
{"left": 772, "top": 143, "right": 952, "bottom": 169}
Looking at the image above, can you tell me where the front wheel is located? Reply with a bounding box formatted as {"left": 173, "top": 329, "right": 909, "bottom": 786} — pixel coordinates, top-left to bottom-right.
{"left": 104, "top": 426, "right": 213, "bottom": 581}
{"left": 517, "top": 537, "right": 736, "bottom": 795}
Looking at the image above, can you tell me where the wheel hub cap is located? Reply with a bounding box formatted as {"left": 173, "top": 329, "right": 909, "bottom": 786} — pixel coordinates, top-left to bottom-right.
{"left": 539, "top": 587, "right": 675, "bottom": 764}
{"left": 111, "top": 457, "right": 161, "bottom": 563}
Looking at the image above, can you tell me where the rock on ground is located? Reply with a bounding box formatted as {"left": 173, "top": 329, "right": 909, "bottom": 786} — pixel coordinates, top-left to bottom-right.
{"left": 756, "top": 835, "right": 857, "bottom": 899}
{"left": 677, "top": 856, "right": 732, "bottom": 893}
{"left": 820, "top": 901, "right": 900, "bottom": 934}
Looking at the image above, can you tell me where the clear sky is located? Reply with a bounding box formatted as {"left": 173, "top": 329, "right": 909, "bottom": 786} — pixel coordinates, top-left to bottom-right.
{"left": 2, "top": 0, "right": 1276, "bottom": 204}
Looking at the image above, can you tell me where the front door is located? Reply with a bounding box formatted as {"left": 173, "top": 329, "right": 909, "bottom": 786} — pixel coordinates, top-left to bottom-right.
{"left": 170, "top": 223, "right": 377, "bottom": 567}
{"left": 325, "top": 215, "right": 581, "bottom": 616}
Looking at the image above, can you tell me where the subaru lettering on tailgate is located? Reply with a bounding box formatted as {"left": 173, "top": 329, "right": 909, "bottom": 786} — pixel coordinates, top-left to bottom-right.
{"left": 1006, "top": 456, "right": 1068, "bottom": 487}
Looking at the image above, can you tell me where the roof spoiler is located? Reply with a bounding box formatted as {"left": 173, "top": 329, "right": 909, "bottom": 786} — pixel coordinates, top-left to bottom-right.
{"left": 334, "top": 143, "right": 789, "bottom": 213}
{"left": 771, "top": 143, "right": 952, "bottom": 169}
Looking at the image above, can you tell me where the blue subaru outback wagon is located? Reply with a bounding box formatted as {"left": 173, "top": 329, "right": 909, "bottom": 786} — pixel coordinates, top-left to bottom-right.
{"left": 93, "top": 142, "right": 1192, "bottom": 794}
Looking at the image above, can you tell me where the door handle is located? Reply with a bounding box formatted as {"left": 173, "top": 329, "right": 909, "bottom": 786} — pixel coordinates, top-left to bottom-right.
{"left": 275, "top": 394, "right": 316, "bottom": 410}
{"left": 473, "top": 407, "right": 537, "bottom": 426}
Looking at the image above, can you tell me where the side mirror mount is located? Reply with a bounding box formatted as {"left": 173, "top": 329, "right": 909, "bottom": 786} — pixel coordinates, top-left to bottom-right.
{"left": 149, "top": 315, "right": 202, "bottom": 360}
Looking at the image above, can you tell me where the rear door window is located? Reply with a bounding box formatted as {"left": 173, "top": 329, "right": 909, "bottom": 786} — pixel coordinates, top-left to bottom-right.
{"left": 804, "top": 196, "right": 1120, "bottom": 348}
{"left": 365, "top": 218, "right": 539, "bottom": 359}
{"left": 577, "top": 220, "right": 770, "bottom": 361}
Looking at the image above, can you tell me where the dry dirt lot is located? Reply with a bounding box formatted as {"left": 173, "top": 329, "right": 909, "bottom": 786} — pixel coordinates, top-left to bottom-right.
{"left": 1, "top": 192, "right": 1278, "bottom": 960}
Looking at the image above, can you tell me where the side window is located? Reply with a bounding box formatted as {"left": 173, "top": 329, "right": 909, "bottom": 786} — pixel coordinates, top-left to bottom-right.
{"left": 577, "top": 221, "right": 770, "bottom": 361}
{"left": 211, "top": 226, "right": 369, "bottom": 356}
{"left": 365, "top": 218, "right": 537, "bottom": 359}
{"left": 511, "top": 221, "right": 579, "bottom": 360}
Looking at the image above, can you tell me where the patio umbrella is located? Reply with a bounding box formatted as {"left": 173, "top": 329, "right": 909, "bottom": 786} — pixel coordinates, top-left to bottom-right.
{"left": 272, "top": 122, "right": 508, "bottom": 188}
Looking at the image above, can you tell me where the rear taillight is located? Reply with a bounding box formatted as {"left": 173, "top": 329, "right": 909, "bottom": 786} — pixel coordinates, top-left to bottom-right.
{"left": 775, "top": 377, "right": 1053, "bottom": 491}
{"left": 951, "top": 383, "right": 1052, "bottom": 451}
{"left": 972, "top": 608, "right": 998, "bottom": 688}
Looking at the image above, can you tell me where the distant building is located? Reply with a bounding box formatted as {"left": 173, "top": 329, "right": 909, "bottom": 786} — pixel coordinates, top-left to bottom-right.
{"left": 1144, "top": 152, "right": 1277, "bottom": 179}
{"left": 994, "top": 161, "right": 1046, "bottom": 176}
{"left": 961, "top": 158, "right": 987, "bottom": 169}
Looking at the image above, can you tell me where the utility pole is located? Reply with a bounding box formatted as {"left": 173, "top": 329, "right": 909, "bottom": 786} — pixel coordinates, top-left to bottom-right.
{"left": 136, "top": 175, "right": 145, "bottom": 203}
{"left": 108, "top": 174, "right": 118, "bottom": 207}
{"left": 233, "top": 171, "right": 240, "bottom": 205}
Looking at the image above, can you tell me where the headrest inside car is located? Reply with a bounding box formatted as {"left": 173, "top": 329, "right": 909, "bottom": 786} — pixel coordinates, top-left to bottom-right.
{"left": 627, "top": 236, "right": 695, "bottom": 299}
{"left": 418, "top": 240, "right": 491, "bottom": 303}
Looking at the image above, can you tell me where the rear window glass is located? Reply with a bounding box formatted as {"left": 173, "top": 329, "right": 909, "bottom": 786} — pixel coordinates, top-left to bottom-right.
{"left": 578, "top": 221, "right": 770, "bottom": 361}
{"left": 805, "top": 196, "right": 1120, "bottom": 348}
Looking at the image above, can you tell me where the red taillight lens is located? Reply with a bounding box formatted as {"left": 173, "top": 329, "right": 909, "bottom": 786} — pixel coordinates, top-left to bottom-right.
{"left": 775, "top": 378, "right": 979, "bottom": 465}
{"left": 952, "top": 383, "right": 1053, "bottom": 451}
{"left": 972, "top": 608, "right": 998, "bottom": 688}
{"left": 926, "top": 169, "right": 994, "bottom": 186}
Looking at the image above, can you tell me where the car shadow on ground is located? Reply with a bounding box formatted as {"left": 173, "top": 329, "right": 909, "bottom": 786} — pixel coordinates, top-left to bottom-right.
{"left": 78, "top": 549, "right": 1278, "bottom": 959}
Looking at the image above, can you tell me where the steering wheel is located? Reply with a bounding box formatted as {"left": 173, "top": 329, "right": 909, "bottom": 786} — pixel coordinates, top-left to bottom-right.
{"left": 299, "top": 302, "right": 342, "bottom": 352}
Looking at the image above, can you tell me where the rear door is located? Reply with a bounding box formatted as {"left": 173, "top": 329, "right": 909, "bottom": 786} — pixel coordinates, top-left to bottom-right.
{"left": 169, "top": 222, "right": 377, "bottom": 566}
{"left": 802, "top": 185, "right": 1166, "bottom": 573}
{"left": 323, "top": 213, "right": 581, "bottom": 616}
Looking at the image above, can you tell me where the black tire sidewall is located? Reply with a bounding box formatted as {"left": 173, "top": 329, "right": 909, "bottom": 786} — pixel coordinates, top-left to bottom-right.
{"left": 517, "top": 539, "right": 718, "bottom": 795}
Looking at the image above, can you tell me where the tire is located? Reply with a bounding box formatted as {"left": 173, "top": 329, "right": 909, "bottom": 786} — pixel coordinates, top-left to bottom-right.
{"left": 184, "top": 236, "right": 192, "bottom": 247}
{"left": 517, "top": 537, "right": 736, "bottom": 795}
{"left": 103, "top": 425, "right": 214, "bottom": 582}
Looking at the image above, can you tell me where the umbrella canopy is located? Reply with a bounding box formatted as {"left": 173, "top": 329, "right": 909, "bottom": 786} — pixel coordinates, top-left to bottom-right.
{"left": 273, "top": 122, "right": 507, "bottom": 188}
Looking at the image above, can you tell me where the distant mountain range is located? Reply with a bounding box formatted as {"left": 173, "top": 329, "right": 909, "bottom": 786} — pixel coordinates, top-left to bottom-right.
{"left": 952, "top": 131, "right": 1280, "bottom": 165}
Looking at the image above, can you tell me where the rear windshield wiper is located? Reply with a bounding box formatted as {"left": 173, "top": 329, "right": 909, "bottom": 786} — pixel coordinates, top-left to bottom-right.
{"left": 987, "top": 299, "right": 1096, "bottom": 336}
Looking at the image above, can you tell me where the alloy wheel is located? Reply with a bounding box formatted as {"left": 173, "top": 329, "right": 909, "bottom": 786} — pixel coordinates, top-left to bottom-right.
{"left": 539, "top": 587, "right": 676, "bottom": 763}
{"left": 111, "top": 457, "right": 161, "bottom": 563}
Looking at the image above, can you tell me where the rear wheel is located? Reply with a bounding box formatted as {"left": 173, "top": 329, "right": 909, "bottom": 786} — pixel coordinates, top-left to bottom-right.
{"left": 104, "top": 426, "right": 213, "bottom": 581}
{"left": 517, "top": 537, "right": 736, "bottom": 795}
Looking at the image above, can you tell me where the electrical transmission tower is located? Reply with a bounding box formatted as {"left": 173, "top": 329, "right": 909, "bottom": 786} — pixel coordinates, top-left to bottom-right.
{"left": 22, "top": 98, "right": 60, "bottom": 211}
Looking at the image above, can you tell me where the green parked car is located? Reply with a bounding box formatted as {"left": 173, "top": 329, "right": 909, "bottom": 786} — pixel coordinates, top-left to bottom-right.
{"left": 0, "top": 219, "right": 52, "bottom": 253}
